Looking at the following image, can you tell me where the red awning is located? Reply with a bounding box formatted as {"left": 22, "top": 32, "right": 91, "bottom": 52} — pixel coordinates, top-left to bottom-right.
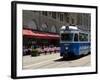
{"left": 47, "top": 34, "right": 60, "bottom": 38}
{"left": 23, "top": 29, "right": 60, "bottom": 39}
{"left": 23, "top": 30, "right": 35, "bottom": 36}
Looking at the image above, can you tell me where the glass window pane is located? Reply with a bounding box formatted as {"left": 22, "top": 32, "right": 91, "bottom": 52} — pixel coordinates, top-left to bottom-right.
{"left": 79, "top": 33, "right": 88, "bottom": 41}
{"left": 61, "top": 33, "right": 73, "bottom": 41}
{"left": 74, "top": 34, "right": 78, "bottom": 41}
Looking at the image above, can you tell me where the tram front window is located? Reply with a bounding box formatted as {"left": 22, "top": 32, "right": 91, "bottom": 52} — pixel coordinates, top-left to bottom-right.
{"left": 61, "top": 33, "right": 73, "bottom": 41}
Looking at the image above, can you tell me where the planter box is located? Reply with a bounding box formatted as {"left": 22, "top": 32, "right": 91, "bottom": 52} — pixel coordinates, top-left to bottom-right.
{"left": 31, "top": 49, "right": 40, "bottom": 57}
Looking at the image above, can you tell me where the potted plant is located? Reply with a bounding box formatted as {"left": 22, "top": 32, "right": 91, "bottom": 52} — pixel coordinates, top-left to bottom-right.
{"left": 31, "top": 49, "right": 40, "bottom": 57}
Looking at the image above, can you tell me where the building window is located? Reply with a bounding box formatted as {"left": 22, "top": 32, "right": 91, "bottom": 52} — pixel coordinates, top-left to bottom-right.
{"left": 49, "top": 12, "right": 51, "bottom": 15}
{"left": 66, "top": 17, "right": 69, "bottom": 23}
{"left": 88, "top": 15, "right": 91, "bottom": 26}
{"left": 40, "top": 23, "right": 48, "bottom": 32}
{"left": 52, "top": 12, "right": 56, "bottom": 19}
{"left": 60, "top": 14, "right": 63, "bottom": 21}
{"left": 72, "top": 18, "right": 74, "bottom": 24}
{"left": 77, "top": 14, "right": 82, "bottom": 25}
{"left": 27, "top": 20, "right": 37, "bottom": 30}
{"left": 57, "top": 13, "right": 60, "bottom": 18}
{"left": 42, "top": 11, "right": 48, "bottom": 16}
{"left": 50, "top": 26, "right": 57, "bottom": 33}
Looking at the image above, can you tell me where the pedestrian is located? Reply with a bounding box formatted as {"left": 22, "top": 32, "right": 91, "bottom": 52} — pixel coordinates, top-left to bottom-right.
{"left": 37, "top": 47, "right": 41, "bottom": 55}
{"left": 48, "top": 46, "right": 52, "bottom": 54}
{"left": 51, "top": 46, "right": 54, "bottom": 54}
{"left": 44, "top": 46, "right": 47, "bottom": 55}
{"left": 47, "top": 46, "right": 50, "bottom": 54}
{"left": 54, "top": 46, "right": 57, "bottom": 53}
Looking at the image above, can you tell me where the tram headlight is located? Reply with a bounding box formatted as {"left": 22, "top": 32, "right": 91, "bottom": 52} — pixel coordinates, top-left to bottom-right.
{"left": 65, "top": 47, "right": 68, "bottom": 50}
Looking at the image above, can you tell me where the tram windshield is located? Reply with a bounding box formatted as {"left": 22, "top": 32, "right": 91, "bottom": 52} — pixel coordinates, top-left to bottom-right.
{"left": 61, "top": 33, "right": 73, "bottom": 41}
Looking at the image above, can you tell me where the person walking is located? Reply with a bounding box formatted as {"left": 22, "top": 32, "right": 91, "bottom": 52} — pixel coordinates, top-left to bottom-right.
{"left": 49, "top": 46, "right": 52, "bottom": 54}
{"left": 44, "top": 46, "right": 47, "bottom": 55}
{"left": 54, "top": 46, "right": 57, "bottom": 53}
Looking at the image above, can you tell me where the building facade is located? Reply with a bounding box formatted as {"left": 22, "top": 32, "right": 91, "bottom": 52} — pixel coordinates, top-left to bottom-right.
{"left": 23, "top": 10, "right": 91, "bottom": 33}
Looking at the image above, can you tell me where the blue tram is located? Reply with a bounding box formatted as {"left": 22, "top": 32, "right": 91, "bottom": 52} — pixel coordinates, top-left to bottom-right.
{"left": 60, "top": 26, "right": 90, "bottom": 58}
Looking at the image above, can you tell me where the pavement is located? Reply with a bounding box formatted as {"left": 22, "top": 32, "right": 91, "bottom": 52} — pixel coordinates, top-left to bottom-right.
{"left": 22, "top": 53, "right": 91, "bottom": 69}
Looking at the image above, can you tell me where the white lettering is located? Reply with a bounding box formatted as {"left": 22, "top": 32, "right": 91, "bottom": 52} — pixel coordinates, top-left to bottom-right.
{"left": 80, "top": 46, "right": 89, "bottom": 50}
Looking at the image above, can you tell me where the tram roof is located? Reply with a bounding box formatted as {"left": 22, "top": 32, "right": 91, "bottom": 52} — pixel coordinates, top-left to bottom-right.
{"left": 61, "top": 26, "right": 78, "bottom": 30}
{"left": 60, "top": 25, "right": 90, "bottom": 34}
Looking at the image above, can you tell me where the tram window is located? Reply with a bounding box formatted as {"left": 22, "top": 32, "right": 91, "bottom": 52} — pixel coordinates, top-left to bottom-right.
{"left": 61, "top": 33, "right": 73, "bottom": 41}
{"left": 74, "top": 34, "right": 78, "bottom": 41}
{"left": 79, "top": 33, "right": 88, "bottom": 41}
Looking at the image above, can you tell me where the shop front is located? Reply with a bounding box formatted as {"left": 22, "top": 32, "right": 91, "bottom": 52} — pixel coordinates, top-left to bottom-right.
{"left": 23, "top": 29, "right": 60, "bottom": 55}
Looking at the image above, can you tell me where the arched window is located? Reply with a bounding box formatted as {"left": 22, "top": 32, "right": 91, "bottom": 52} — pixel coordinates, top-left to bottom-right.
{"left": 27, "top": 20, "right": 37, "bottom": 30}
{"left": 50, "top": 25, "right": 57, "bottom": 33}
{"left": 40, "top": 24, "right": 48, "bottom": 32}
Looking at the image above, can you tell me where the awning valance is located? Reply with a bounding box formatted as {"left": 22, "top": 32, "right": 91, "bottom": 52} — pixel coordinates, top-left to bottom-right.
{"left": 23, "top": 29, "right": 60, "bottom": 39}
